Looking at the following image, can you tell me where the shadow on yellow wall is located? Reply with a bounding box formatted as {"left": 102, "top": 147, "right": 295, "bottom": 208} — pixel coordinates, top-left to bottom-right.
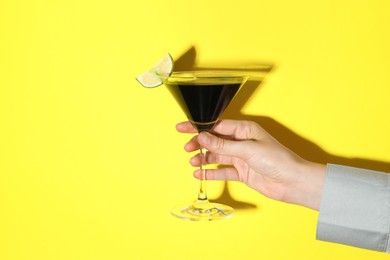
{"left": 226, "top": 74, "right": 390, "bottom": 173}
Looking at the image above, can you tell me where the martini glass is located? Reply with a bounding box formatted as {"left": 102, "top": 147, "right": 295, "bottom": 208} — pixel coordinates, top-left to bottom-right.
{"left": 162, "top": 71, "right": 248, "bottom": 221}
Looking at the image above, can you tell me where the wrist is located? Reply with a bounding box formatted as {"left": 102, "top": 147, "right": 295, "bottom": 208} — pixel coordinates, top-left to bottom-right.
{"left": 285, "top": 161, "right": 326, "bottom": 210}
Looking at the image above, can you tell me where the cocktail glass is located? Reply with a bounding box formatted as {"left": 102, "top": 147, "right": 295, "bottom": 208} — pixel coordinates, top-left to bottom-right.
{"left": 162, "top": 71, "right": 248, "bottom": 221}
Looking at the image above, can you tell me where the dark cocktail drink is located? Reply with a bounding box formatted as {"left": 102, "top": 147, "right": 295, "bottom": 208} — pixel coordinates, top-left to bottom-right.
{"left": 166, "top": 82, "right": 241, "bottom": 132}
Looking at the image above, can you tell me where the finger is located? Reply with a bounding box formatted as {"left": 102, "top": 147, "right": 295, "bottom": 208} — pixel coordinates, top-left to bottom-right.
{"left": 184, "top": 135, "right": 199, "bottom": 152}
{"left": 211, "top": 120, "right": 264, "bottom": 141}
{"left": 198, "top": 132, "right": 257, "bottom": 161}
{"left": 176, "top": 121, "right": 197, "bottom": 133}
{"left": 193, "top": 168, "right": 239, "bottom": 181}
{"left": 190, "top": 152, "right": 235, "bottom": 166}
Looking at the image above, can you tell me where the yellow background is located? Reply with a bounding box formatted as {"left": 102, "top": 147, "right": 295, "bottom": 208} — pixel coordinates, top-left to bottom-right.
{"left": 1, "top": 0, "right": 390, "bottom": 259}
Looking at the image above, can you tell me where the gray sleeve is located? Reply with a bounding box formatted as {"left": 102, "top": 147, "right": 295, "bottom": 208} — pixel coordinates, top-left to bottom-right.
{"left": 316, "top": 164, "right": 390, "bottom": 252}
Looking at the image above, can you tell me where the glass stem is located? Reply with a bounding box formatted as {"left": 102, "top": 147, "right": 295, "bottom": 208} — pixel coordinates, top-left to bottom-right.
{"left": 197, "top": 145, "right": 209, "bottom": 204}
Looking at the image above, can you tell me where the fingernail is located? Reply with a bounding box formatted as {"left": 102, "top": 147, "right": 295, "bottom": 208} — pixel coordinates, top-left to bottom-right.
{"left": 193, "top": 170, "right": 201, "bottom": 179}
{"left": 189, "top": 157, "right": 196, "bottom": 165}
{"left": 184, "top": 142, "right": 190, "bottom": 151}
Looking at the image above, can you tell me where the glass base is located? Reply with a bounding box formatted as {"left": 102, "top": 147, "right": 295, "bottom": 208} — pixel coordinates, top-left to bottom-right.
{"left": 171, "top": 200, "right": 234, "bottom": 221}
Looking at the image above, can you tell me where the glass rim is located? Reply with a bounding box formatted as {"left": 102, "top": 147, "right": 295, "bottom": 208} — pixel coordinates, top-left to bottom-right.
{"left": 161, "top": 70, "right": 249, "bottom": 80}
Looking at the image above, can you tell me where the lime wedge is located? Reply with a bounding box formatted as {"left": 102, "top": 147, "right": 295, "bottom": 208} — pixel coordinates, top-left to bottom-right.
{"left": 136, "top": 53, "right": 173, "bottom": 88}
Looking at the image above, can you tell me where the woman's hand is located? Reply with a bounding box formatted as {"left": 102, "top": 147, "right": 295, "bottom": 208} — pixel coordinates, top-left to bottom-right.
{"left": 176, "top": 120, "right": 326, "bottom": 210}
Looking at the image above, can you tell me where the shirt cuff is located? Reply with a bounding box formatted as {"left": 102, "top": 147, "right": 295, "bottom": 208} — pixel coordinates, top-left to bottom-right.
{"left": 316, "top": 164, "right": 390, "bottom": 252}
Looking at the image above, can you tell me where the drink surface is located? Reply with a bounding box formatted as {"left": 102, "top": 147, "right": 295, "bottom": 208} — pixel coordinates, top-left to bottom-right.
{"left": 166, "top": 83, "right": 241, "bottom": 132}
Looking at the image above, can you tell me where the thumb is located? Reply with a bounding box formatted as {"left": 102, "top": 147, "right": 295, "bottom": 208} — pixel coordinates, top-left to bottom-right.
{"left": 198, "top": 132, "right": 255, "bottom": 161}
